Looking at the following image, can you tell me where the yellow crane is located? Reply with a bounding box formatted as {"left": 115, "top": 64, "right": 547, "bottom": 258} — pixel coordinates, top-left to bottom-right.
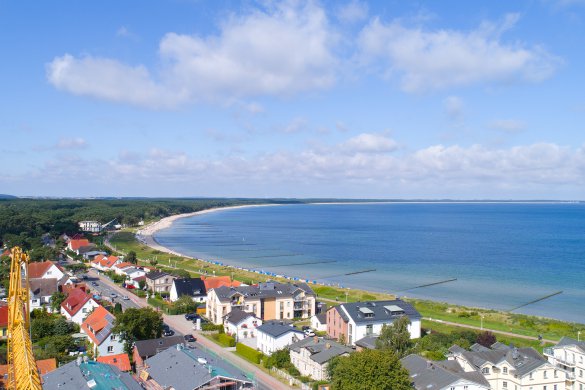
{"left": 7, "top": 247, "right": 42, "bottom": 390}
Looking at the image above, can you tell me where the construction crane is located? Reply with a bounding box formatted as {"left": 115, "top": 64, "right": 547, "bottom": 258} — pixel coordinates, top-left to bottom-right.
{"left": 7, "top": 247, "right": 42, "bottom": 390}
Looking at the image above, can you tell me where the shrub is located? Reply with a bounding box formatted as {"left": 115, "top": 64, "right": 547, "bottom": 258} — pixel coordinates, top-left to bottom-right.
{"left": 202, "top": 323, "right": 224, "bottom": 332}
{"left": 236, "top": 343, "right": 263, "bottom": 364}
{"left": 263, "top": 348, "right": 290, "bottom": 369}
{"left": 214, "top": 333, "right": 235, "bottom": 347}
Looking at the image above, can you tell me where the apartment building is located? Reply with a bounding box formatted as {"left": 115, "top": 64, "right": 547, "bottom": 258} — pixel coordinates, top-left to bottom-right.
{"left": 145, "top": 271, "right": 176, "bottom": 293}
{"left": 206, "top": 281, "right": 316, "bottom": 325}
{"left": 544, "top": 337, "right": 585, "bottom": 390}
{"left": 289, "top": 337, "right": 352, "bottom": 381}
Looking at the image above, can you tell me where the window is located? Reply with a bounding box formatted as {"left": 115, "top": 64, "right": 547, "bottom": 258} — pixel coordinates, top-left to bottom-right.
{"left": 579, "top": 369, "right": 583, "bottom": 378}
{"left": 529, "top": 373, "right": 533, "bottom": 380}
{"left": 464, "top": 386, "right": 468, "bottom": 390}
{"left": 504, "top": 367, "right": 508, "bottom": 374}
{"left": 543, "top": 386, "right": 547, "bottom": 390}
{"left": 482, "top": 367, "right": 490, "bottom": 374}
{"left": 543, "top": 371, "right": 547, "bottom": 379}
{"left": 554, "top": 370, "right": 558, "bottom": 378}
{"left": 554, "top": 385, "right": 557, "bottom": 390}
{"left": 366, "top": 324, "right": 373, "bottom": 335}
{"left": 503, "top": 381, "right": 508, "bottom": 388}
{"left": 107, "top": 346, "right": 114, "bottom": 352}
{"left": 110, "top": 335, "right": 116, "bottom": 341}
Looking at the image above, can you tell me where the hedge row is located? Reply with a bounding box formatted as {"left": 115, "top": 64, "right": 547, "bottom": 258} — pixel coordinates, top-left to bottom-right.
{"left": 215, "top": 333, "right": 236, "bottom": 347}
{"left": 236, "top": 343, "right": 264, "bottom": 364}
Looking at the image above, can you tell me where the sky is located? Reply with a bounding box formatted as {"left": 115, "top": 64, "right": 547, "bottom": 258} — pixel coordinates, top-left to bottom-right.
{"left": 1, "top": 0, "right": 584, "bottom": 199}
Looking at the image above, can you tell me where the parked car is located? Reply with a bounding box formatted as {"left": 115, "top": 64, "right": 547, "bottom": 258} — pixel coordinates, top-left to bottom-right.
{"left": 91, "top": 282, "right": 99, "bottom": 286}
{"left": 184, "top": 334, "right": 196, "bottom": 342}
{"left": 184, "top": 313, "right": 197, "bottom": 321}
{"left": 301, "top": 325, "right": 311, "bottom": 331}
{"left": 304, "top": 329, "right": 316, "bottom": 337}
{"left": 122, "top": 295, "right": 129, "bottom": 300}
{"left": 110, "top": 293, "right": 117, "bottom": 298}
{"left": 163, "top": 329, "right": 175, "bottom": 337}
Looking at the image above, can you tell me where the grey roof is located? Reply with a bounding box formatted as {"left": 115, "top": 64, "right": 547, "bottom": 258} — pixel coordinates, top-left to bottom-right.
{"left": 224, "top": 308, "right": 256, "bottom": 326}
{"left": 401, "top": 354, "right": 490, "bottom": 390}
{"left": 256, "top": 322, "right": 304, "bottom": 339}
{"left": 144, "top": 345, "right": 253, "bottom": 390}
{"left": 469, "top": 343, "right": 491, "bottom": 352}
{"left": 448, "top": 345, "right": 467, "bottom": 354}
{"left": 314, "top": 312, "right": 326, "bottom": 324}
{"left": 355, "top": 335, "right": 378, "bottom": 350}
{"left": 555, "top": 336, "right": 585, "bottom": 353}
{"left": 452, "top": 344, "right": 547, "bottom": 377}
{"left": 213, "top": 281, "right": 315, "bottom": 302}
{"left": 290, "top": 337, "right": 352, "bottom": 364}
{"left": 173, "top": 278, "right": 207, "bottom": 298}
{"left": 29, "top": 278, "right": 58, "bottom": 298}
{"left": 42, "top": 360, "right": 141, "bottom": 390}
{"left": 146, "top": 271, "right": 170, "bottom": 280}
{"left": 334, "top": 299, "right": 421, "bottom": 325}
{"left": 133, "top": 335, "right": 184, "bottom": 358}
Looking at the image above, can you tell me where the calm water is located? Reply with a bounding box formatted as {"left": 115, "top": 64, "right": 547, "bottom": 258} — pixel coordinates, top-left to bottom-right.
{"left": 155, "top": 203, "right": 585, "bottom": 323}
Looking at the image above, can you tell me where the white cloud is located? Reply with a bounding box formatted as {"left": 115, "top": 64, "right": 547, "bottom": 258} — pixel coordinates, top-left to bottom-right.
{"left": 336, "top": 1, "right": 368, "bottom": 24}
{"left": 490, "top": 119, "right": 526, "bottom": 132}
{"left": 47, "top": 2, "right": 337, "bottom": 108}
{"left": 56, "top": 137, "right": 88, "bottom": 149}
{"left": 358, "top": 13, "right": 560, "bottom": 92}
{"left": 443, "top": 96, "right": 464, "bottom": 120}
{"left": 341, "top": 133, "right": 398, "bottom": 153}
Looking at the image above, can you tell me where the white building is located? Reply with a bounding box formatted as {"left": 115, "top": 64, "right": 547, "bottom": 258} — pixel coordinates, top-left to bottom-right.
{"left": 544, "top": 337, "right": 585, "bottom": 390}
{"left": 28, "top": 261, "right": 67, "bottom": 283}
{"left": 223, "top": 309, "right": 262, "bottom": 341}
{"left": 289, "top": 337, "right": 352, "bottom": 381}
{"left": 169, "top": 278, "right": 207, "bottom": 303}
{"left": 79, "top": 221, "right": 102, "bottom": 233}
{"left": 60, "top": 288, "right": 100, "bottom": 325}
{"left": 310, "top": 313, "right": 327, "bottom": 332}
{"left": 256, "top": 322, "right": 306, "bottom": 356}
{"left": 29, "top": 278, "right": 59, "bottom": 312}
{"left": 81, "top": 306, "right": 125, "bottom": 357}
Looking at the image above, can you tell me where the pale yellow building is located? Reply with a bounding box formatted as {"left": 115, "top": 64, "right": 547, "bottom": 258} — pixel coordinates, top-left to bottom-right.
{"left": 544, "top": 337, "right": 585, "bottom": 390}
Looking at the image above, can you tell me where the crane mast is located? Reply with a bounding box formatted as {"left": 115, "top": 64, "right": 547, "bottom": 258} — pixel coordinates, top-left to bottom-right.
{"left": 7, "top": 247, "right": 42, "bottom": 390}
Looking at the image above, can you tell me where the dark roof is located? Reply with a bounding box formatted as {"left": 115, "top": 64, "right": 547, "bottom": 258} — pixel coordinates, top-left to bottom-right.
{"left": 146, "top": 271, "right": 170, "bottom": 280}
{"left": 42, "top": 360, "right": 141, "bottom": 390}
{"left": 555, "top": 337, "right": 585, "bottom": 353}
{"left": 290, "top": 337, "right": 352, "bottom": 364}
{"left": 173, "top": 278, "right": 207, "bottom": 298}
{"left": 144, "top": 345, "right": 253, "bottom": 390}
{"left": 401, "top": 354, "right": 490, "bottom": 390}
{"left": 469, "top": 343, "right": 491, "bottom": 352}
{"left": 314, "top": 312, "right": 326, "bottom": 324}
{"left": 224, "top": 308, "right": 256, "bottom": 325}
{"left": 335, "top": 299, "right": 421, "bottom": 325}
{"left": 256, "top": 322, "right": 304, "bottom": 339}
{"left": 355, "top": 335, "right": 378, "bottom": 350}
{"left": 29, "top": 278, "right": 58, "bottom": 297}
{"left": 212, "top": 281, "right": 315, "bottom": 302}
{"left": 133, "top": 336, "right": 184, "bottom": 359}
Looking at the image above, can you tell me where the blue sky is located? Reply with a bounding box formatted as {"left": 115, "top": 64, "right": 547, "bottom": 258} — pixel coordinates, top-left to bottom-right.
{"left": 1, "top": 0, "right": 584, "bottom": 199}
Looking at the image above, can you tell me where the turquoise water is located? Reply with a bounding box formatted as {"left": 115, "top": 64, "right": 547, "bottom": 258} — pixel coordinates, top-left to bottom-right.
{"left": 155, "top": 203, "right": 585, "bottom": 323}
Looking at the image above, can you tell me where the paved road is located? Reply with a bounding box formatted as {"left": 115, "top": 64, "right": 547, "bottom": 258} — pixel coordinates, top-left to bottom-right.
{"left": 86, "top": 269, "right": 141, "bottom": 311}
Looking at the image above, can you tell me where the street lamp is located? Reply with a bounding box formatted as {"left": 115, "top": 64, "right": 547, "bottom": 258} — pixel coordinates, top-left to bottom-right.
{"left": 578, "top": 331, "right": 581, "bottom": 342}
{"left": 480, "top": 315, "right": 485, "bottom": 330}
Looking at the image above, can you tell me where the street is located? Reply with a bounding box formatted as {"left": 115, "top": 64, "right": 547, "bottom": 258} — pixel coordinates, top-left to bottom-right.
{"left": 86, "top": 269, "right": 142, "bottom": 311}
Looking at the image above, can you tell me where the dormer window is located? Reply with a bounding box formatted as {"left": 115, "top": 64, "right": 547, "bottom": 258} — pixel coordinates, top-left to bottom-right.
{"left": 503, "top": 367, "right": 508, "bottom": 374}
{"left": 482, "top": 367, "right": 490, "bottom": 374}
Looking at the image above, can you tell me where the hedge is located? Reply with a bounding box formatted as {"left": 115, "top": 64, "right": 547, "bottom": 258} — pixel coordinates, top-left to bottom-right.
{"left": 236, "top": 343, "right": 264, "bottom": 364}
{"left": 215, "top": 333, "right": 236, "bottom": 347}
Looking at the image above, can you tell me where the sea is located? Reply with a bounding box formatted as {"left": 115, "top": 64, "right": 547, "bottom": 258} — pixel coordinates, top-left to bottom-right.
{"left": 154, "top": 203, "right": 585, "bottom": 324}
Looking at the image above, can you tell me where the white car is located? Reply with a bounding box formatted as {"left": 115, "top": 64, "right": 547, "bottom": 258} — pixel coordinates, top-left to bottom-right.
{"left": 304, "top": 329, "right": 316, "bottom": 337}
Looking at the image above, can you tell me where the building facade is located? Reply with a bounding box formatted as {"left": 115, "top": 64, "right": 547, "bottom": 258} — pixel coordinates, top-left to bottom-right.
{"left": 289, "top": 337, "right": 352, "bottom": 381}
{"left": 145, "top": 271, "right": 176, "bottom": 293}
{"left": 256, "top": 322, "right": 305, "bottom": 356}
{"left": 544, "top": 337, "right": 585, "bottom": 390}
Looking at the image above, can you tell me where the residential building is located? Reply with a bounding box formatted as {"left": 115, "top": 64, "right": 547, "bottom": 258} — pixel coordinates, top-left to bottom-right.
{"left": 0, "top": 304, "right": 7, "bottom": 339}
{"left": 223, "top": 308, "right": 262, "bottom": 341}
{"left": 206, "top": 281, "right": 316, "bottom": 325}
{"left": 0, "top": 358, "right": 57, "bottom": 388}
{"left": 326, "top": 299, "right": 421, "bottom": 346}
{"left": 78, "top": 220, "right": 102, "bottom": 233}
{"left": 96, "top": 353, "right": 131, "bottom": 372}
{"left": 90, "top": 254, "right": 120, "bottom": 271}
{"left": 145, "top": 271, "right": 176, "bottom": 293}
{"left": 289, "top": 337, "right": 352, "bottom": 381}
{"left": 544, "top": 337, "right": 585, "bottom": 390}
{"left": 126, "top": 275, "right": 146, "bottom": 289}
{"left": 448, "top": 342, "right": 566, "bottom": 390}
{"left": 29, "top": 278, "right": 59, "bottom": 312}
{"left": 310, "top": 312, "right": 327, "bottom": 332}
{"left": 201, "top": 275, "right": 242, "bottom": 290}
{"left": 132, "top": 335, "right": 184, "bottom": 372}
{"left": 401, "top": 354, "right": 491, "bottom": 390}
{"left": 67, "top": 238, "right": 95, "bottom": 255}
{"left": 42, "top": 359, "right": 141, "bottom": 390}
{"left": 82, "top": 250, "right": 107, "bottom": 261}
{"left": 60, "top": 288, "right": 100, "bottom": 325}
{"left": 170, "top": 278, "right": 207, "bottom": 303}
{"left": 113, "top": 262, "right": 134, "bottom": 275}
{"left": 137, "top": 344, "right": 254, "bottom": 389}
{"left": 81, "top": 306, "right": 124, "bottom": 357}
{"left": 256, "top": 321, "right": 305, "bottom": 356}
{"left": 121, "top": 267, "right": 146, "bottom": 281}
{"left": 28, "top": 260, "right": 66, "bottom": 281}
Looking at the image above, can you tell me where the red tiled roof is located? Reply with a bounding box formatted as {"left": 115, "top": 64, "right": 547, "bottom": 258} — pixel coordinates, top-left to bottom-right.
{"left": 202, "top": 276, "right": 242, "bottom": 290}
{"left": 69, "top": 239, "right": 90, "bottom": 250}
{"left": 0, "top": 305, "right": 7, "bottom": 327}
{"left": 61, "top": 282, "right": 87, "bottom": 295}
{"left": 93, "top": 254, "right": 119, "bottom": 269}
{"left": 96, "top": 353, "right": 131, "bottom": 372}
{"left": 61, "top": 288, "right": 93, "bottom": 316}
{"left": 0, "top": 358, "right": 56, "bottom": 386}
{"left": 28, "top": 261, "right": 56, "bottom": 279}
{"left": 114, "top": 262, "right": 132, "bottom": 269}
{"left": 81, "top": 306, "right": 112, "bottom": 345}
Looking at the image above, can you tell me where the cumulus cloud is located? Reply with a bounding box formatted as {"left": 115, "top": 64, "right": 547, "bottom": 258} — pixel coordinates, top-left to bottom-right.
{"left": 358, "top": 13, "right": 560, "bottom": 92}
{"left": 56, "top": 137, "right": 88, "bottom": 149}
{"left": 47, "top": 2, "right": 337, "bottom": 108}
{"left": 341, "top": 133, "right": 398, "bottom": 153}
{"left": 336, "top": 1, "right": 368, "bottom": 24}
{"left": 490, "top": 119, "right": 526, "bottom": 132}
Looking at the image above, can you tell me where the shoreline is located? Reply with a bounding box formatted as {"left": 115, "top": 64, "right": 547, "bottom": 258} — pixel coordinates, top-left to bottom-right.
{"left": 134, "top": 203, "right": 584, "bottom": 326}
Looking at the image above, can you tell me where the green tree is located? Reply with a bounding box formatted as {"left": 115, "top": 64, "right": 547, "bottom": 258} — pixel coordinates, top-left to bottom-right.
{"left": 376, "top": 316, "right": 413, "bottom": 358}
{"left": 149, "top": 259, "right": 158, "bottom": 267}
{"left": 113, "top": 307, "right": 163, "bottom": 353}
{"left": 263, "top": 348, "right": 290, "bottom": 369}
{"left": 113, "top": 302, "right": 123, "bottom": 314}
{"left": 329, "top": 349, "right": 411, "bottom": 390}
{"left": 50, "top": 291, "right": 67, "bottom": 312}
{"left": 126, "top": 250, "right": 137, "bottom": 264}
{"left": 173, "top": 295, "right": 197, "bottom": 314}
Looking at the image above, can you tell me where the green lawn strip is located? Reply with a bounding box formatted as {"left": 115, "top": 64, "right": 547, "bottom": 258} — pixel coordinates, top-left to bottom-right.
{"left": 229, "top": 351, "right": 292, "bottom": 387}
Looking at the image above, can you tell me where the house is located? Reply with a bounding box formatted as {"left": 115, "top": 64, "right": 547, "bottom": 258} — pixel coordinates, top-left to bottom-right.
{"left": 60, "top": 288, "right": 100, "bottom": 325}
{"left": 82, "top": 250, "right": 107, "bottom": 261}
{"left": 137, "top": 344, "right": 253, "bottom": 390}
{"left": 42, "top": 359, "right": 141, "bottom": 390}
{"left": 0, "top": 358, "right": 57, "bottom": 388}
{"left": 96, "top": 353, "right": 131, "bottom": 372}
{"left": 223, "top": 308, "right": 262, "bottom": 341}
{"left": 206, "top": 281, "right": 316, "bottom": 325}
{"left": 310, "top": 313, "right": 327, "bottom": 332}
{"left": 113, "top": 262, "right": 134, "bottom": 275}
{"left": 256, "top": 321, "right": 305, "bottom": 356}
{"left": 126, "top": 275, "right": 146, "bottom": 289}
{"left": 326, "top": 299, "right": 421, "bottom": 346}
{"left": 401, "top": 354, "right": 491, "bottom": 390}
{"left": 201, "top": 275, "right": 242, "bottom": 290}
{"left": 67, "top": 239, "right": 95, "bottom": 255}
{"left": 132, "top": 335, "right": 184, "bottom": 372}
{"left": 29, "top": 278, "right": 59, "bottom": 312}
{"left": 78, "top": 220, "right": 102, "bottom": 233}
{"left": 289, "top": 337, "right": 352, "bottom": 381}
{"left": 448, "top": 342, "right": 566, "bottom": 390}
{"left": 81, "top": 306, "right": 125, "bottom": 357}
{"left": 61, "top": 282, "right": 88, "bottom": 296}
{"left": 121, "top": 267, "right": 146, "bottom": 281}
{"left": 170, "top": 278, "right": 207, "bottom": 303}
{"left": 28, "top": 260, "right": 66, "bottom": 281}
{"left": 145, "top": 271, "right": 176, "bottom": 293}
{"left": 543, "top": 337, "right": 585, "bottom": 390}
{"left": 0, "top": 304, "right": 7, "bottom": 339}
{"left": 90, "top": 254, "right": 120, "bottom": 271}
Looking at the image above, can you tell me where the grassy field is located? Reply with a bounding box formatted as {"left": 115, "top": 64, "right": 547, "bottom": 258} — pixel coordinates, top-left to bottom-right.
{"left": 110, "top": 230, "right": 585, "bottom": 345}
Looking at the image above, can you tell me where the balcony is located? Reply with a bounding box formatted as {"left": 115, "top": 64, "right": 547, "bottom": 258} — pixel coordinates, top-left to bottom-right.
{"left": 543, "top": 348, "right": 576, "bottom": 367}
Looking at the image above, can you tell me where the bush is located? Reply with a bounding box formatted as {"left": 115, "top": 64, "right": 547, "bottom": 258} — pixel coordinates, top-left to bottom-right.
{"left": 202, "top": 323, "right": 224, "bottom": 332}
{"left": 214, "top": 333, "right": 235, "bottom": 347}
{"left": 264, "top": 348, "right": 290, "bottom": 369}
{"left": 236, "top": 343, "right": 264, "bottom": 364}
{"left": 131, "top": 289, "right": 146, "bottom": 298}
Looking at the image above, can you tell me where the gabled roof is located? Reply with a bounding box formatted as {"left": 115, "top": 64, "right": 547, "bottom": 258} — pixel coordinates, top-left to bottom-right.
{"left": 61, "top": 288, "right": 94, "bottom": 316}
{"left": 212, "top": 281, "right": 315, "bottom": 302}
{"left": 202, "top": 275, "right": 241, "bottom": 290}
{"left": 81, "top": 306, "right": 116, "bottom": 346}
{"left": 335, "top": 299, "right": 421, "bottom": 325}
{"left": 454, "top": 344, "right": 548, "bottom": 377}
{"left": 555, "top": 337, "right": 585, "bottom": 353}
{"left": 93, "top": 254, "right": 119, "bottom": 268}
{"left": 354, "top": 335, "right": 378, "bottom": 350}
{"left": 146, "top": 271, "right": 170, "bottom": 280}
{"left": 133, "top": 336, "right": 184, "bottom": 359}
{"left": 401, "top": 354, "right": 490, "bottom": 390}
{"left": 69, "top": 239, "right": 90, "bottom": 250}
{"left": 313, "top": 312, "right": 326, "bottom": 324}
{"left": 290, "top": 337, "right": 352, "bottom": 364}
{"left": 224, "top": 308, "right": 257, "bottom": 326}
{"left": 173, "top": 278, "right": 207, "bottom": 298}
{"left": 97, "top": 353, "right": 131, "bottom": 372}
{"left": 42, "top": 360, "right": 141, "bottom": 390}
{"left": 29, "top": 278, "right": 59, "bottom": 297}
{"left": 28, "top": 261, "right": 58, "bottom": 278}
{"left": 256, "top": 322, "right": 304, "bottom": 339}
{"left": 114, "top": 262, "right": 133, "bottom": 270}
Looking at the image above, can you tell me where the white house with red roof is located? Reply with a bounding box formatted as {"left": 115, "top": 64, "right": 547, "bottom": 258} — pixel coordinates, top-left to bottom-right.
{"left": 81, "top": 306, "right": 124, "bottom": 357}
{"left": 90, "top": 255, "right": 120, "bottom": 271}
{"left": 60, "top": 288, "right": 99, "bottom": 325}
{"left": 112, "top": 262, "right": 133, "bottom": 275}
{"left": 67, "top": 239, "right": 95, "bottom": 255}
{"left": 28, "top": 260, "right": 66, "bottom": 281}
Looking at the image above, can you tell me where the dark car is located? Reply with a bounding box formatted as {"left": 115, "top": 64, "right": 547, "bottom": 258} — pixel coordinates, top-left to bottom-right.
{"left": 163, "top": 329, "right": 175, "bottom": 337}
{"left": 91, "top": 282, "right": 99, "bottom": 286}
{"left": 184, "top": 334, "right": 196, "bottom": 342}
{"left": 184, "top": 313, "right": 197, "bottom": 321}
{"left": 302, "top": 325, "right": 311, "bottom": 331}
